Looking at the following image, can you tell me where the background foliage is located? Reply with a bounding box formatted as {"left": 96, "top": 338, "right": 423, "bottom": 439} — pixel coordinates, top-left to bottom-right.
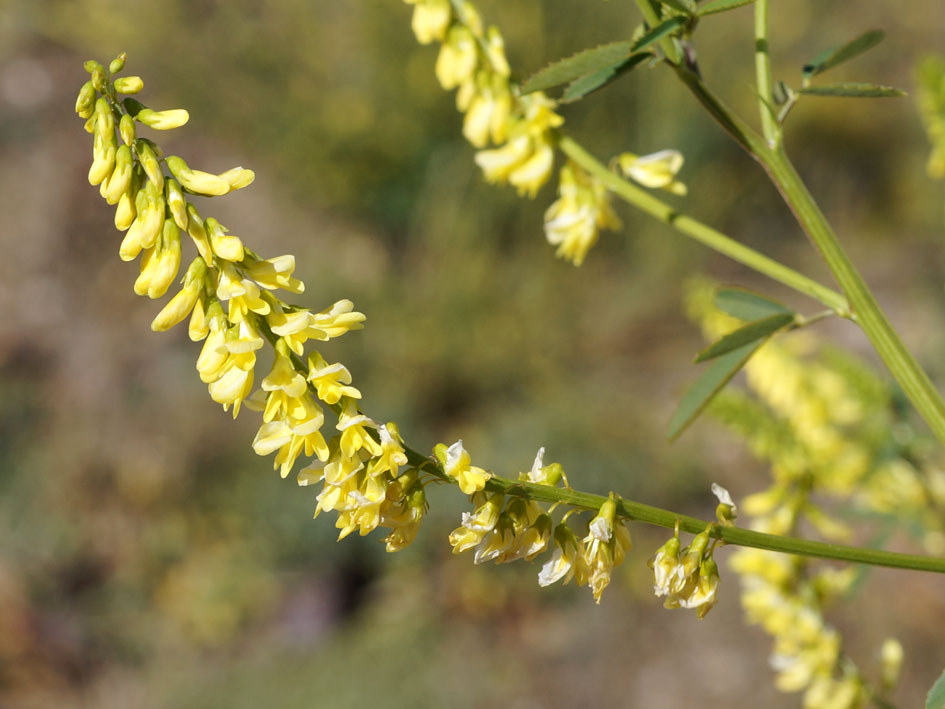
{"left": 1, "top": 1, "right": 943, "bottom": 706}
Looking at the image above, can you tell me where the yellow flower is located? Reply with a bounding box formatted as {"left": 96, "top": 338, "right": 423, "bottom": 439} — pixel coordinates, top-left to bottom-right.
{"left": 307, "top": 351, "right": 361, "bottom": 405}
{"left": 336, "top": 398, "right": 382, "bottom": 458}
{"left": 441, "top": 440, "right": 491, "bottom": 494}
{"left": 366, "top": 423, "right": 408, "bottom": 478}
{"left": 617, "top": 149, "right": 686, "bottom": 195}
{"left": 435, "top": 25, "right": 478, "bottom": 90}
{"left": 245, "top": 254, "right": 304, "bottom": 293}
{"left": 538, "top": 523, "right": 587, "bottom": 587}
{"left": 543, "top": 161, "right": 621, "bottom": 266}
{"left": 404, "top": 0, "right": 451, "bottom": 45}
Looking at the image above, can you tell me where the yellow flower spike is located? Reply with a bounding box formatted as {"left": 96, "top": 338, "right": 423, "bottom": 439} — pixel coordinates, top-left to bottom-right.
{"left": 75, "top": 81, "right": 95, "bottom": 118}
{"left": 108, "top": 52, "right": 126, "bottom": 74}
{"left": 114, "top": 189, "right": 136, "bottom": 231}
{"left": 104, "top": 145, "right": 133, "bottom": 205}
{"left": 113, "top": 76, "right": 144, "bottom": 95}
{"left": 119, "top": 114, "right": 136, "bottom": 146}
{"left": 217, "top": 166, "right": 256, "bottom": 191}
{"left": 306, "top": 351, "right": 361, "bottom": 405}
{"left": 165, "top": 155, "right": 231, "bottom": 196}
{"left": 245, "top": 254, "right": 305, "bottom": 293}
{"left": 165, "top": 178, "right": 188, "bottom": 230}
{"left": 435, "top": 25, "right": 478, "bottom": 90}
{"left": 146, "top": 219, "right": 182, "bottom": 299}
{"left": 205, "top": 217, "right": 245, "bottom": 262}
{"left": 617, "top": 149, "right": 687, "bottom": 195}
{"left": 484, "top": 26, "right": 510, "bottom": 77}
{"left": 184, "top": 204, "right": 214, "bottom": 265}
{"left": 405, "top": 0, "right": 451, "bottom": 45}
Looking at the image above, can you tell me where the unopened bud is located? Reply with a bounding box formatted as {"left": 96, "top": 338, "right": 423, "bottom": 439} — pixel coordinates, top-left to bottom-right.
{"left": 119, "top": 113, "right": 136, "bottom": 145}
{"left": 75, "top": 81, "right": 96, "bottom": 117}
{"left": 114, "top": 76, "right": 144, "bottom": 94}
{"left": 108, "top": 52, "right": 127, "bottom": 74}
{"left": 166, "top": 155, "right": 230, "bottom": 196}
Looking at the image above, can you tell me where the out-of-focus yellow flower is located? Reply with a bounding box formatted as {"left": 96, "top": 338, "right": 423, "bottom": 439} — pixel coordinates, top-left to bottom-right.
{"left": 404, "top": 0, "right": 452, "bottom": 44}
{"left": 543, "top": 161, "right": 621, "bottom": 266}
{"left": 617, "top": 149, "right": 687, "bottom": 195}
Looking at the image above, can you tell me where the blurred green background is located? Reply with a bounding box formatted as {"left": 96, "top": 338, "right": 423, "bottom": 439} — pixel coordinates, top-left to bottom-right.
{"left": 1, "top": 1, "right": 944, "bottom": 706}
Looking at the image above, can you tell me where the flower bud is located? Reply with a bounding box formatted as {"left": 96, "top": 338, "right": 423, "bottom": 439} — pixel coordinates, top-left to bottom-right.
{"left": 147, "top": 219, "right": 182, "bottom": 298}
{"left": 135, "top": 140, "right": 164, "bottom": 192}
{"left": 119, "top": 113, "right": 136, "bottom": 145}
{"left": 165, "top": 178, "right": 188, "bottom": 230}
{"left": 114, "top": 76, "right": 144, "bottom": 94}
{"left": 108, "top": 52, "right": 126, "bottom": 74}
{"left": 75, "top": 80, "right": 96, "bottom": 118}
{"left": 136, "top": 107, "right": 190, "bottom": 130}
{"left": 166, "top": 155, "right": 231, "bottom": 196}
{"left": 217, "top": 166, "right": 256, "bottom": 191}
{"left": 104, "top": 145, "right": 133, "bottom": 204}
{"left": 205, "top": 217, "right": 245, "bottom": 262}
{"left": 185, "top": 204, "right": 214, "bottom": 264}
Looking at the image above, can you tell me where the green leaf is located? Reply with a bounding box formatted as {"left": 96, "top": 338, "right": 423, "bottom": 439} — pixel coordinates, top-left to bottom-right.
{"left": 714, "top": 287, "right": 791, "bottom": 321}
{"left": 927, "top": 668, "right": 945, "bottom": 709}
{"left": 668, "top": 342, "right": 761, "bottom": 441}
{"left": 631, "top": 17, "right": 687, "bottom": 53}
{"left": 799, "top": 82, "right": 905, "bottom": 98}
{"left": 697, "top": 0, "right": 757, "bottom": 17}
{"left": 560, "top": 53, "right": 649, "bottom": 103}
{"left": 803, "top": 30, "right": 885, "bottom": 79}
{"left": 695, "top": 312, "right": 795, "bottom": 363}
{"left": 521, "top": 41, "right": 635, "bottom": 95}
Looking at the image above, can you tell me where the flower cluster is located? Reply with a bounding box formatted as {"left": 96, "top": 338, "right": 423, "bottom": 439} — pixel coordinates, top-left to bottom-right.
{"left": 649, "top": 526, "right": 720, "bottom": 619}
{"left": 76, "top": 55, "right": 427, "bottom": 552}
{"left": 405, "top": 0, "right": 561, "bottom": 198}
{"left": 445, "top": 448, "right": 631, "bottom": 603}
{"left": 683, "top": 280, "right": 927, "bottom": 706}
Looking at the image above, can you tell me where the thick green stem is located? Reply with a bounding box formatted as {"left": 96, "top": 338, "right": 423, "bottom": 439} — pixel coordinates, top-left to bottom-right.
{"left": 672, "top": 69, "right": 945, "bottom": 446}
{"left": 753, "top": 0, "right": 778, "bottom": 146}
{"left": 760, "top": 147, "right": 945, "bottom": 445}
{"left": 557, "top": 135, "right": 850, "bottom": 316}
{"left": 401, "top": 446, "right": 945, "bottom": 573}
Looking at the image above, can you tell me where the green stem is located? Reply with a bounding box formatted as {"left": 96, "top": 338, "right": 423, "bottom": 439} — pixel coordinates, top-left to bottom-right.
{"left": 261, "top": 290, "right": 944, "bottom": 573}
{"left": 557, "top": 135, "right": 850, "bottom": 316}
{"left": 672, "top": 69, "right": 945, "bottom": 446}
{"left": 634, "top": 0, "right": 682, "bottom": 64}
{"left": 761, "top": 147, "right": 945, "bottom": 446}
{"left": 753, "top": 0, "right": 778, "bottom": 146}
{"left": 402, "top": 446, "right": 945, "bottom": 573}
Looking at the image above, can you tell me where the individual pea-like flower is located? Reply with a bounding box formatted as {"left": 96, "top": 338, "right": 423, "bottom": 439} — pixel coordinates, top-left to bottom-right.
{"left": 543, "top": 161, "right": 621, "bottom": 266}
{"left": 617, "top": 149, "right": 686, "bottom": 195}
{"left": 307, "top": 351, "right": 362, "bottom": 405}
{"left": 712, "top": 482, "right": 738, "bottom": 525}
{"left": 435, "top": 440, "right": 492, "bottom": 495}
{"left": 581, "top": 496, "right": 631, "bottom": 603}
{"left": 538, "top": 523, "right": 588, "bottom": 588}
{"left": 404, "top": 0, "right": 452, "bottom": 44}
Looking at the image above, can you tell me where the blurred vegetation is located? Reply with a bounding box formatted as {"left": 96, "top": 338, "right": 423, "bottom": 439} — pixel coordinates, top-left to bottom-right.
{"left": 1, "top": 1, "right": 944, "bottom": 706}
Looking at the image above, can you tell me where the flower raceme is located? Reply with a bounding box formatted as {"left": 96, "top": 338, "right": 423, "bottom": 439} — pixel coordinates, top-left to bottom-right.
{"left": 76, "top": 54, "right": 425, "bottom": 552}
{"left": 77, "top": 52, "right": 701, "bottom": 608}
